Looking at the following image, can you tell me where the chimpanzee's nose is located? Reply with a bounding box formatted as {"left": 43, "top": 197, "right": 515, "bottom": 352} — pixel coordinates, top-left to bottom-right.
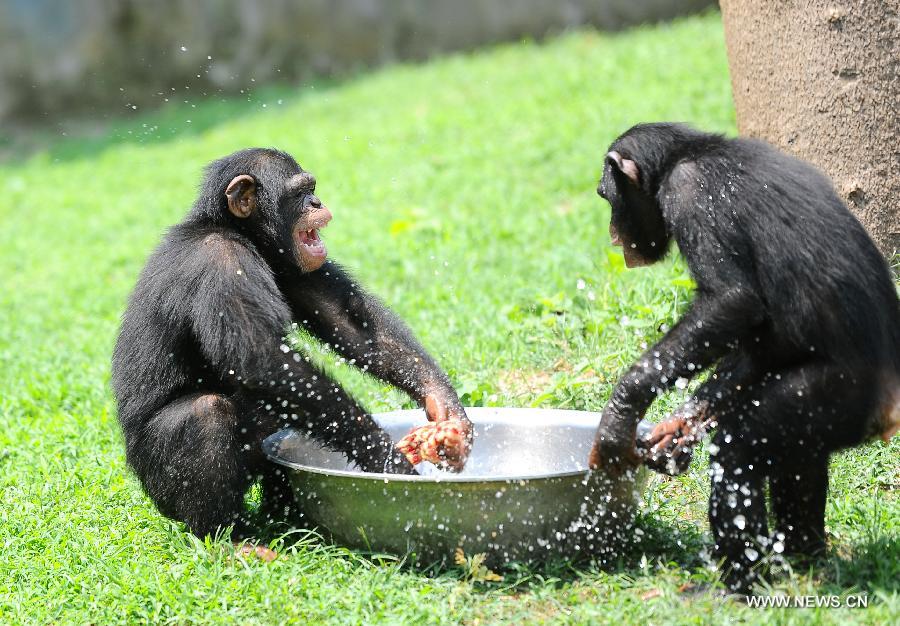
{"left": 309, "top": 195, "right": 322, "bottom": 208}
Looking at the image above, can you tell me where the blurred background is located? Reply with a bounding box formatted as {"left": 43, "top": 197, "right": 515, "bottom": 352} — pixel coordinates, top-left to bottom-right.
{"left": 2, "top": 0, "right": 894, "bottom": 254}
{"left": 0, "top": 0, "right": 712, "bottom": 131}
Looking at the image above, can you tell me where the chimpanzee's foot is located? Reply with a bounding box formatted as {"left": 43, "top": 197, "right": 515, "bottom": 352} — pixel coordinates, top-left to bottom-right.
{"left": 235, "top": 542, "right": 278, "bottom": 562}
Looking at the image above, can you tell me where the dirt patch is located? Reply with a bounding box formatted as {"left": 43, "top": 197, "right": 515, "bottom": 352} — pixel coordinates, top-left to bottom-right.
{"left": 496, "top": 359, "right": 605, "bottom": 397}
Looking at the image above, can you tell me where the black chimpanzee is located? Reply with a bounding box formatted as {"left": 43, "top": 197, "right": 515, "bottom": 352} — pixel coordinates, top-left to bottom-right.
{"left": 589, "top": 123, "right": 899, "bottom": 590}
{"left": 112, "top": 148, "right": 471, "bottom": 540}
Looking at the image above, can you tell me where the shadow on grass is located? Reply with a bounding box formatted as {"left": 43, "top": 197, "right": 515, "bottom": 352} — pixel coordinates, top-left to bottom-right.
{"left": 237, "top": 506, "right": 898, "bottom": 601}
{"left": 237, "top": 507, "right": 710, "bottom": 591}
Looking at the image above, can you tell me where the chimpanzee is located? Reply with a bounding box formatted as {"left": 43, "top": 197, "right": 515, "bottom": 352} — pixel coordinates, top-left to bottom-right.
{"left": 112, "top": 148, "right": 472, "bottom": 540}
{"left": 589, "top": 123, "right": 900, "bottom": 591}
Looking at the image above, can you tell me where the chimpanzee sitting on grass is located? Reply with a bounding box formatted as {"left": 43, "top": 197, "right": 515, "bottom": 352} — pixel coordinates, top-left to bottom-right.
{"left": 112, "top": 148, "right": 472, "bottom": 544}
{"left": 589, "top": 123, "right": 899, "bottom": 591}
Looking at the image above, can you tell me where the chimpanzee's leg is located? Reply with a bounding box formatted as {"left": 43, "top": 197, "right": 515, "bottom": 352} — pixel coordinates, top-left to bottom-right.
{"left": 257, "top": 467, "right": 296, "bottom": 526}
{"left": 750, "top": 363, "right": 875, "bottom": 558}
{"left": 770, "top": 457, "right": 829, "bottom": 556}
{"left": 128, "top": 392, "right": 257, "bottom": 537}
{"left": 710, "top": 360, "right": 876, "bottom": 589}
{"left": 241, "top": 393, "right": 306, "bottom": 527}
{"left": 707, "top": 424, "right": 769, "bottom": 592}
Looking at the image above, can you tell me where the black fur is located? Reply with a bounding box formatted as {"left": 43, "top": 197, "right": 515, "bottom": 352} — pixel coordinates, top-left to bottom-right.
{"left": 112, "top": 148, "right": 462, "bottom": 537}
{"left": 594, "top": 123, "right": 900, "bottom": 590}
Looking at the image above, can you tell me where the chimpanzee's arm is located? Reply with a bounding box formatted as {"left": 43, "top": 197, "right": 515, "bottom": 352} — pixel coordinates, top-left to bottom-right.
{"left": 592, "top": 164, "right": 766, "bottom": 472}
{"left": 186, "top": 235, "right": 412, "bottom": 472}
{"left": 284, "top": 262, "right": 467, "bottom": 422}
{"left": 593, "top": 288, "right": 764, "bottom": 472}
{"left": 606, "top": 287, "right": 764, "bottom": 423}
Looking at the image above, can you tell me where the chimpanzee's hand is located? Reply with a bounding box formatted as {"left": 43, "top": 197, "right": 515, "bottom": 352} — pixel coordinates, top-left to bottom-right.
{"left": 395, "top": 387, "right": 472, "bottom": 471}
{"left": 588, "top": 411, "right": 641, "bottom": 477}
{"left": 396, "top": 420, "right": 471, "bottom": 470}
{"left": 638, "top": 400, "right": 709, "bottom": 476}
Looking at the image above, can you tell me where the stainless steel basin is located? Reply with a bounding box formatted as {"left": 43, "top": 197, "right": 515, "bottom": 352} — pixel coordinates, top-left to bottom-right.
{"left": 263, "top": 407, "right": 651, "bottom": 566}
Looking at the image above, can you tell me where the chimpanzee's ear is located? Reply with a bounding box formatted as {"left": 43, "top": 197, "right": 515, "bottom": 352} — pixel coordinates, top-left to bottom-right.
{"left": 225, "top": 174, "right": 257, "bottom": 218}
{"left": 606, "top": 151, "right": 640, "bottom": 186}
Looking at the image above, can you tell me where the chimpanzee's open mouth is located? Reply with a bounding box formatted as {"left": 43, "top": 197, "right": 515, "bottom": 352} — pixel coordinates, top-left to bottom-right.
{"left": 295, "top": 226, "right": 327, "bottom": 257}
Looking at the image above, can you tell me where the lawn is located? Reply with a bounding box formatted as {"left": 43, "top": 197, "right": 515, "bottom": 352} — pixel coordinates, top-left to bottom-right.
{"left": 0, "top": 10, "right": 897, "bottom": 625}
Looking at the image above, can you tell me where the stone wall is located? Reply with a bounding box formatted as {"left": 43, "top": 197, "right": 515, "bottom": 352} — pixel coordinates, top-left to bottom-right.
{"left": 0, "top": 0, "right": 713, "bottom": 124}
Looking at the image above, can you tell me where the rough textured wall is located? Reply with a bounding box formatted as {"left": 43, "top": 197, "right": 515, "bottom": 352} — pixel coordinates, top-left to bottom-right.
{"left": 0, "top": 0, "right": 713, "bottom": 125}
{"left": 720, "top": 0, "right": 899, "bottom": 256}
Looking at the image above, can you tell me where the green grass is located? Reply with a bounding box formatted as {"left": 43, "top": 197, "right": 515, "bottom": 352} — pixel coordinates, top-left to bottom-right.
{"left": 1, "top": 11, "right": 897, "bottom": 625}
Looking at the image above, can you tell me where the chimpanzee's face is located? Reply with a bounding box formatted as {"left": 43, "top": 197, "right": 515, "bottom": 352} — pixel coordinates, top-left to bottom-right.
{"left": 597, "top": 150, "right": 669, "bottom": 268}
{"left": 222, "top": 151, "right": 332, "bottom": 273}
{"left": 278, "top": 169, "right": 332, "bottom": 273}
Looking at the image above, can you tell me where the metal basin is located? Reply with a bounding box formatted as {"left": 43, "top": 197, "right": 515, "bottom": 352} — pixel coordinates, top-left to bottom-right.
{"left": 263, "top": 407, "right": 650, "bottom": 566}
